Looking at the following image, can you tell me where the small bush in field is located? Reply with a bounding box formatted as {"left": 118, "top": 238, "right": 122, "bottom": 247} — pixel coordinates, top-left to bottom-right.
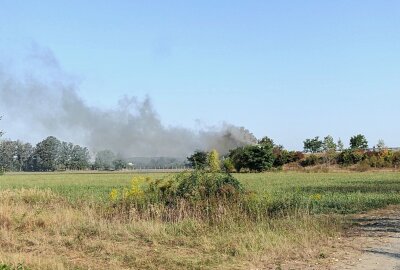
{"left": 107, "top": 170, "right": 261, "bottom": 222}
{"left": 110, "top": 170, "right": 243, "bottom": 205}
{"left": 175, "top": 170, "right": 243, "bottom": 200}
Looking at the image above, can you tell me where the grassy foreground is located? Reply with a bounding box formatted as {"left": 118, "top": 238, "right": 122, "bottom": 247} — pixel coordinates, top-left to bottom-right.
{"left": 0, "top": 171, "right": 399, "bottom": 269}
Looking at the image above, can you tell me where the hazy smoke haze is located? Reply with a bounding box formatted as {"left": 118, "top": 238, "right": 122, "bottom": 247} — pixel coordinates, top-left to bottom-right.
{"left": 0, "top": 46, "right": 257, "bottom": 157}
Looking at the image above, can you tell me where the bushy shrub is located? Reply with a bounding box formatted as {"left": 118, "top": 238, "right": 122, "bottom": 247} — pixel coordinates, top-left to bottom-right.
{"left": 229, "top": 144, "right": 274, "bottom": 172}
{"left": 272, "top": 148, "right": 304, "bottom": 168}
{"left": 365, "top": 153, "right": 391, "bottom": 168}
{"left": 272, "top": 147, "right": 287, "bottom": 167}
{"left": 110, "top": 171, "right": 243, "bottom": 206}
{"left": 300, "top": 154, "right": 322, "bottom": 167}
{"left": 107, "top": 171, "right": 283, "bottom": 223}
{"left": 392, "top": 152, "right": 400, "bottom": 168}
{"left": 287, "top": 151, "right": 305, "bottom": 163}
{"left": 222, "top": 158, "right": 235, "bottom": 173}
{"left": 176, "top": 170, "right": 243, "bottom": 200}
{"left": 337, "top": 150, "right": 364, "bottom": 166}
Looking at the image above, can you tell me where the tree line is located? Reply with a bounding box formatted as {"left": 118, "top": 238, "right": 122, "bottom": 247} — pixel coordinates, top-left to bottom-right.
{"left": 1, "top": 114, "right": 398, "bottom": 173}
{"left": 0, "top": 136, "right": 91, "bottom": 172}
{"left": 0, "top": 137, "right": 130, "bottom": 172}
{"left": 187, "top": 134, "right": 400, "bottom": 172}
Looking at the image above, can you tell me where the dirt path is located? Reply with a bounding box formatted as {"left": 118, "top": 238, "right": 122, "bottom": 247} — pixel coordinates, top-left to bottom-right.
{"left": 333, "top": 205, "right": 400, "bottom": 270}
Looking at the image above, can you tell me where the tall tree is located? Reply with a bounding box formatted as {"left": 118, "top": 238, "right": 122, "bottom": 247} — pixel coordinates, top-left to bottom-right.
{"left": 70, "top": 145, "right": 90, "bottom": 170}
{"left": 337, "top": 138, "right": 344, "bottom": 152}
{"left": 322, "top": 135, "right": 337, "bottom": 166}
{"left": 303, "top": 137, "right": 323, "bottom": 153}
{"left": 14, "top": 141, "right": 33, "bottom": 171}
{"left": 0, "top": 140, "right": 18, "bottom": 171}
{"left": 350, "top": 134, "right": 368, "bottom": 150}
{"left": 58, "top": 141, "right": 74, "bottom": 170}
{"left": 34, "top": 136, "right": 61, "bottom": 171}
{"left": 322, "top": 136, "right": 337, "bottom": 152}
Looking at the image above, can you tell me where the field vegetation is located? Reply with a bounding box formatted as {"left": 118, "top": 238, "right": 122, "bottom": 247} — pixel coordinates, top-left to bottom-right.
{"left": 0, "top": 171, "right": 399, "bottom": 269}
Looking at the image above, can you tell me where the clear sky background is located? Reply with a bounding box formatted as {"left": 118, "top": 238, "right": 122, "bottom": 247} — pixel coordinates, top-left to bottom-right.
{"left": 1, "top": 1, "right": 399, "bottom": 150}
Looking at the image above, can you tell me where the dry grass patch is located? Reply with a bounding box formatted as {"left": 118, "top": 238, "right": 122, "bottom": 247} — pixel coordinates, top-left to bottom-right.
{"left": 0, "top": 188, "right": 343, "bottom": 269}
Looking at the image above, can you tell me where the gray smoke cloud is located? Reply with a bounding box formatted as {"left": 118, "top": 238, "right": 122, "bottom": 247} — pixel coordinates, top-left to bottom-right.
{"left": 0, "top": 46, "right": 257, "bottom": 157}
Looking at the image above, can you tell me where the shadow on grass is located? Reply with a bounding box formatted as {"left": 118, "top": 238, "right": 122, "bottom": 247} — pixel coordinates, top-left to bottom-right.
{"left": 352, "top": 215, "right": 400, "bottom": 236}
{"left": 365, "top": 249, "right": 400, "bottom": 260}
{"left": 293, "top": 181, "right": 400, "bottom": 194}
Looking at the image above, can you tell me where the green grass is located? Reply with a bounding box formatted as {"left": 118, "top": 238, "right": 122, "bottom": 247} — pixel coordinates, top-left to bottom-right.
{"left": 1, "top": 171, "right": 399, "bottom": 214}
{"left": 0, "top": 172, "right": 157, "bottom": 201}
{"left": 236, "top": 172, "right": 400, "bottom": 214}
{"left": 0, "top": 264, "right": 28, "bottom": 270}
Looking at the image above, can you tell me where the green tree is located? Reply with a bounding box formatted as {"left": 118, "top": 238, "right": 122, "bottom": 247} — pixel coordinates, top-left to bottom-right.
{"left": 94, "top": 150, "right": 116, "bottom": 170}
{"left": 208, "top": 149, "right": 220, "bottom": 172}
{"left": 259, "top": 136, "right": 274, "bottom": 147}
{"left": 322, "top": 135, "right": 337, "bottom": 166}
{"left": 303, "top": 137, "right": 323, "bottom": 153}
{"left": 58, "top": 141, "right": 73, "bottom": 170}
{"left": 0, "top": 140, "right": 18, "bottom": 171}
{"left": 113, "top": 159, "right": 127, "bottom": 170}
{"left": 350, "top": 134, "right": 368, "bottom": 150}
{"left": 69, "top": 145, "right": 90, "bottom": 170}
{"left": 337, "top": 138, "right": 344, "bottom": 152}
{"left": 33, "top": 136, "right": 62, "bottom": 171}
{"left": 187, "top": 150, "right": 208, "bottom": 169}
{"left": 322, "top": 135, "right": 336, "bottom": 152}
{"left": 14, "top": 141, "right": 33, "bottom": 171}
{"left": 229, "top": 147, "right": 249, "bottom": 172}
{"left": 247, "top": 145, "right": 275, "bottom": 172}
{"left": 229, "top": 144, "right": 274, "bottom": 172}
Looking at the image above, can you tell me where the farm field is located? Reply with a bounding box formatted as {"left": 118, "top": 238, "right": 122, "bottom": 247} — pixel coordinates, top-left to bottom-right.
{"left": 0, "top": 171, "right": 399, "bottom": 269}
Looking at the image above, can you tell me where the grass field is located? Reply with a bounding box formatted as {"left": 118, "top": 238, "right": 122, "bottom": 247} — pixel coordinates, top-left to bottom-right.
{"left": 1, "top": 171, "right": 400, "bottom": 213}
{"left": 0, "top": 171, "right": 399, "bottom": 269}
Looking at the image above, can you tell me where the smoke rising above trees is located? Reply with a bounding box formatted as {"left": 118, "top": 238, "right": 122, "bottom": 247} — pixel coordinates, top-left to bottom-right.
{"left": 0, "top": 46, "right": 257, "bottom": 157}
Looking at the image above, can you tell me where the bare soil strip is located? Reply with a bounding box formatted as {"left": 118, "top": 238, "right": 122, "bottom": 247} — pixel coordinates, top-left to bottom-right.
{"left": 334, "top": 205, "right": 400, "bottom": 270}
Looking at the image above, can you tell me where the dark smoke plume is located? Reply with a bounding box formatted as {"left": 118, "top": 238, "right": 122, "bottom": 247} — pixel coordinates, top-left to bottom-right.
{"left": 0, "top": 47, "right": 257, "bottom": 157}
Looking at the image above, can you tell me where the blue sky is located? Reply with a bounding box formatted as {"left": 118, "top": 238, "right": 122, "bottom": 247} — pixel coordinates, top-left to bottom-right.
{"left": 1, "top": 1, "right": 400, "bottom": 150}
